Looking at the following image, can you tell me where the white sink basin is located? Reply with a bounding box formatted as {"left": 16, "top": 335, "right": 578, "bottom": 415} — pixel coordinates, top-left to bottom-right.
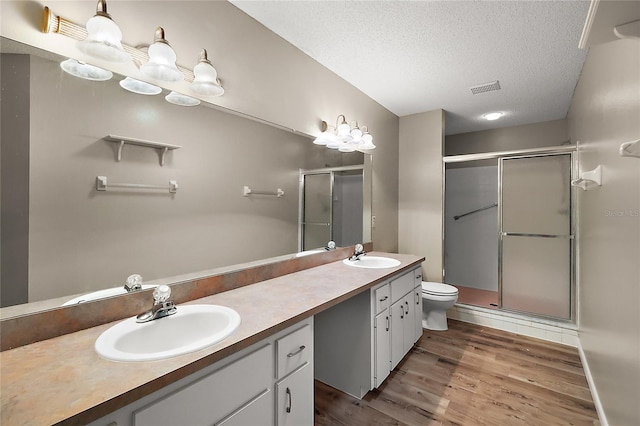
{"left": 343, "top": 256, "right": 401, "bottom": 269}
{"left": 95, "top": 305, "right": 241, "bottom": 362}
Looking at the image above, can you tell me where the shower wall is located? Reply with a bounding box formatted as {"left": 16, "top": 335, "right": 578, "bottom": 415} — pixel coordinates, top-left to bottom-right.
{"left": 444, "top": 163, "right": 498, "bottom": 291}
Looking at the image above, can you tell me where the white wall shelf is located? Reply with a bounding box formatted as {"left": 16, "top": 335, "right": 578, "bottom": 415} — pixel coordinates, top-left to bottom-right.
{"left": 104, "top": 135, "right": 182, "bottom": 166}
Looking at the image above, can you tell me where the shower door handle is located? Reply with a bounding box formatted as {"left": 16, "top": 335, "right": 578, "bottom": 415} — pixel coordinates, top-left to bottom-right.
{"left": 501, "top": 232, "right": 574, "bottom": 239}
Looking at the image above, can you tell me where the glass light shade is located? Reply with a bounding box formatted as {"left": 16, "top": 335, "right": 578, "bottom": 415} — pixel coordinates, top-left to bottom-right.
{"left": 165, "top": 91, "right": 201, "bottom": 107}
{"left": 77, "top": 1, "right": 129, "bottom": 63}
{"left": 191, "top": 49, "right": 224, "bottom": 97}
{"left": 350, "top": 127, "right": 363, "bottom": 140}
{"left": 339, "top": 146, "right": 356, "bottom": 153}
{"left": 119, "top": 77, "right": 162, "bottom": 95}
{"left": 140, "top": 27, "right": 183, "bottom": 82}
{"left": 60, "top": 58, "right": 112, "bottom": 81}
{"left": 326, "top": 139, "right": 342, "bottom": 149}
{"left": 337, "top": 121, "right": 351, "bottom": 137}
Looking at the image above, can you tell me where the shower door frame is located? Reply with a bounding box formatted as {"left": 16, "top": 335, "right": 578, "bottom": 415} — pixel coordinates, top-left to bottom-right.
{"left": 442, "top": 145, "right": 577, "bottom": 323}
{"left": 298, "top": 165, "right": 364, "bottom": 252}
{"left": 497, "top": 152, "right": 577, "bottom": 322}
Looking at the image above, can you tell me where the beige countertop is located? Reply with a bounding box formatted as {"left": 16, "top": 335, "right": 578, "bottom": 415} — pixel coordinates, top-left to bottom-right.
{"left": 0, "top": 252, "right": 423, "bottom": 425}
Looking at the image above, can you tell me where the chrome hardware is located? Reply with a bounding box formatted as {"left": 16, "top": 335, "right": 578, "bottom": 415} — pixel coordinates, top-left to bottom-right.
{"left": 386, "top": 316, "right": 389, "bottom": 331}
{"left": 348, "top": 243, "right": 367, "bottom": 261}
{"left": 405, "top": 301, "right": 409, "bottom": 315}
{"left": 286, "top": 387, "right": 292, "bottom": 413}
{"left": 124, "top": 274, "right": 143, "bottom": 292}
{"left": 379, "top": 296, "right": 388, "bottom": 302}
{"left": 287, "top": 345, "right": 306, "bottom": 357}
{"left": 325, "top": 240, "right": 336, "bottom": 251}
{"left": 136, "top": 285, "right": 177, "bottom": 323}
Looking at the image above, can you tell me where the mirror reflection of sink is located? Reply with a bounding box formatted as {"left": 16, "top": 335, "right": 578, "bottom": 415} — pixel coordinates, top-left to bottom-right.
{"left": 95, "top": 305, "right": 241, "bottom": 362}
{"left": 62, "top": 285, "right": 157, "bottom": 306}
{"left": 343, "top": 256, "right": 401, "bottom": 269}
{"left": 295, "top": 249, "right": 325, "bottom": 257}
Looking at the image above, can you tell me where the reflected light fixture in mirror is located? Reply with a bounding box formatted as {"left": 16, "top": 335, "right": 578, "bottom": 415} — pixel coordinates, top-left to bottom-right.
{"left": 165, "top": 91, "right": 201, "bottom": 106}
{"left": 119, "top": 77, "right": 162, "bottom": 95}
{"left": 76, "top": 0, "right": 130, "bottom": 63}
{"left": 313, "top": 115, "right": 376, "bottom": 151}
{"left": 191, "top": 49, "right": 224, "bottom": 97}
{"left": 60, "top": 58, "right": 113, "bottom": 81}
{"left": 140, "top": 27, "right": 183, "bottom": 82}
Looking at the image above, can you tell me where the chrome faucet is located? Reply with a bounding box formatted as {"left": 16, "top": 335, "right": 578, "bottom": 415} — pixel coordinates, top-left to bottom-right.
{"left": 124, "top": 274, "right": 143, "bottom": 293}
{"left": 348, "top": 243, "right": 367, "bottom": 261}
{"left": 136, "top": 285, "right": 177, "bottom": 323}
{"left": 325, "top": 241, "right": 336, "bottom": 251}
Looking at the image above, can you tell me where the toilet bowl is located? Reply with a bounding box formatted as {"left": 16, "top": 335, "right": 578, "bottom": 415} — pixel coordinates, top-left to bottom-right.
{"left": 421, "top": 282, "right": 459, "bottom": 331}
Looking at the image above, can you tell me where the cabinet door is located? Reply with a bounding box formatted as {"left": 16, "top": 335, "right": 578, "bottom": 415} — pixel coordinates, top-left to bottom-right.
{"left": 414, "top": 285, "right": 423, "bottom": 343}
{"left": 390, "top": 299, "right": 405, "bottom": 369}
{"left": 402, "top": 295, "right": 415, "bottom": 355}
{"left": 276, "top": 363, "right": 313, "bottom": 426}
{"left": 374, "top": 311, "right": 391, "bottom": 388}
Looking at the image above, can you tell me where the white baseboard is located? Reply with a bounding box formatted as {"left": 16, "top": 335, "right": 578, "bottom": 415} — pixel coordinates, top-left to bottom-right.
{"left": 577, "top": 339, "right": 608, "bottom": 426}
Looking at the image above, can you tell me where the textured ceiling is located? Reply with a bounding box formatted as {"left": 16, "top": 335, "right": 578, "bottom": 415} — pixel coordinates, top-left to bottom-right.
{"left": 230, "top": 0, "right": 590, "bottom": 135}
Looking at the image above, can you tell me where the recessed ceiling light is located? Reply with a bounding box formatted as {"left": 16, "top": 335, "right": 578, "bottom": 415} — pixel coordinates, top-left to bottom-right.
{"left": 483, "top": 112, "right": 504, "bottom": 121}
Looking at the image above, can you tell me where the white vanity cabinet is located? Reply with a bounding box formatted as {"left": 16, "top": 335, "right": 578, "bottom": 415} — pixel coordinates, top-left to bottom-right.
{"left": 88, "top": 318, "right": 313, "bottom": 426}
{"left": 315, "top": 265, "right": 423, "bottom": 397}
{"left": 375, "top": 267, "right": 423, "bottom": 382}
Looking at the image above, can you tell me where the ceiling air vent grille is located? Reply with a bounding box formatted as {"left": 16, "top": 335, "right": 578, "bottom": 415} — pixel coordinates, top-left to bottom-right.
{"left": 470, "top": 80, "right": 501, "bottom": 95}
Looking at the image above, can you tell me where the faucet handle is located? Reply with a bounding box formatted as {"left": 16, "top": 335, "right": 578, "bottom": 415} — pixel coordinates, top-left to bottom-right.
{"left": 153, "top": 285, "right": 171, "bottom": 304}
{"left": 124, "top": 274, "right": 143, "bottom": 292}
{"left": 355, "top": 243, "right": 364, "bottom": 254}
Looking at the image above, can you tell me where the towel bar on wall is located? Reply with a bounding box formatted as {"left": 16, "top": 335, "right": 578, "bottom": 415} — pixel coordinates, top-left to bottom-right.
{"left": 243, "top": 186, "right": 284, "bottom": 197}
{"left": 96, "top": 176, "right": 178, "bottom": 193}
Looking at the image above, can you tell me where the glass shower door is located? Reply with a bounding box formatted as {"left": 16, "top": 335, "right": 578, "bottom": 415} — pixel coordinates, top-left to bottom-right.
{"left": 301, "top": 173, "right": 332, "bottom": 251}
{"left": 499, "top": 154, "right": 574, "bottom": 319}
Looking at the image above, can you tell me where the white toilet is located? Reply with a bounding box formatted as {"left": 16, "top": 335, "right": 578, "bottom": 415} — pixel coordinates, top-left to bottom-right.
{"left": 421, "top": 281, "right": 459, "bottom": 331}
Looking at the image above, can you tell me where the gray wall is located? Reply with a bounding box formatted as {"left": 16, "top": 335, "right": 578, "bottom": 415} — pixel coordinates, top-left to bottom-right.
{"left": 25, "top": 54, "right": 336, "bottom": 302}
{"left": 568, "top": 38, "right": 640, "bottom": 425}
{"left": 398, "top": 110, "right": 445, "bottom": 281}
{"left": 1, "top": 54, "right": 30, "bottom": 306}
{"left": 445, "top": 119, "right": 568, "bottom": 156}
{"left": 0, "top": 1, "right": 399, "bottom": 254}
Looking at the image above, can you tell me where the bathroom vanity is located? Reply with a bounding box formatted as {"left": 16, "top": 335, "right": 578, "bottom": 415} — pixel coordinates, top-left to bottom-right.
{"left": 0, "top": 252, "right": 424, "bottom": 425}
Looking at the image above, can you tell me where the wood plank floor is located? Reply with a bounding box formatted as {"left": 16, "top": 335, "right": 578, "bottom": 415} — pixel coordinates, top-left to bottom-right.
{"left": 314, "top": 320, "right": 599, "bottom": 426}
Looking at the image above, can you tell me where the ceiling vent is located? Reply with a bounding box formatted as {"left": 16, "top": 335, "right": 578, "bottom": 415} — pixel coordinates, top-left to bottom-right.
{"left": 470, "top": 80, "right": 501, "bottom": 95}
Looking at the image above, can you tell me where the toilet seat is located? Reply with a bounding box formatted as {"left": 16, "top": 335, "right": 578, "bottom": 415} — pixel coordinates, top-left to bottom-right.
{"left": 422, "top": 281, "right": 458, "bottom": 296}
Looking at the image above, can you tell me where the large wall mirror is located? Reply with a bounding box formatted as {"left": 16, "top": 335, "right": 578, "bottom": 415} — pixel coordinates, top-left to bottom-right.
{"left": 0, "top": 37, "right": 372, "bottom": 317}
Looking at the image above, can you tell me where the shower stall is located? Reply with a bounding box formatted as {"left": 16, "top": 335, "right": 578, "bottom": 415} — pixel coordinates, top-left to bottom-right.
{"left": 299, "top": 166, "right": 364, "bottom": 251}
{"left": 444, "top": 147, "right": 576, "bottom": 321}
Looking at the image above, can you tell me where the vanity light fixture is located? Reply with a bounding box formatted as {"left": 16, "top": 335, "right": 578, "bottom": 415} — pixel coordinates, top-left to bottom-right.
{"left": 43, "top": 4, "right": 225, "bottom": 95}
{"left": 60, "top": 58, "right": 113, "bottom": 81}
{"left": 76, "top": 0, "right": 130, "bottom": 63}
{"left": 483, "top": 112, "right": 504, "bottom": 121}
{"left": 191, "top": 49, "right": 224, "bottom": 97}
{"left": 119, "top": 77, "right": 162, "bottom": 95}
{"left": 140, "top": 27, "right": 184, "bottom": 82}
{"left": 313, "top": 115, "right": 376, "bottom": 152}
{"left": 165, "top": 91, "right": 201, "bottom": 107}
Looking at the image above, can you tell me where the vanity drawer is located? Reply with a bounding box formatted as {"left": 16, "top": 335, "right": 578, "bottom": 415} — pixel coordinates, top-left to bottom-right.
{"left": 414, "top": 268, "right": 423, "bottom": 286}
{"left": 374, "top": 283, "right": 390, "bottom": 314}
{"left": 276, "top": 324, "right": 312, "bottom": 380}
{"left": 390, "top": 270, "right": 415, "bottom": 303}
